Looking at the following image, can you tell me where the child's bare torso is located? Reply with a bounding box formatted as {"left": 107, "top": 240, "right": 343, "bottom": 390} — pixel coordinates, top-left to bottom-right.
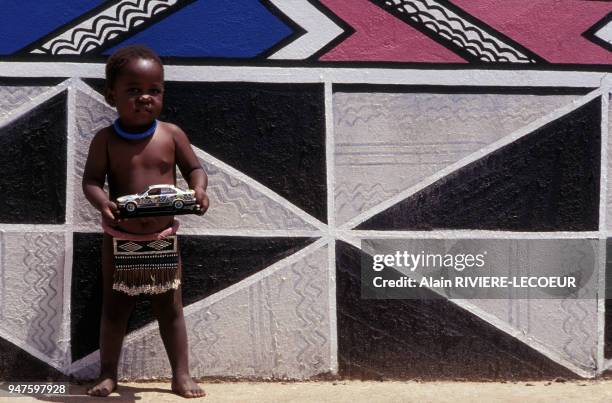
{"left": 104, "top": 122, "right": 176, "bottom": 234}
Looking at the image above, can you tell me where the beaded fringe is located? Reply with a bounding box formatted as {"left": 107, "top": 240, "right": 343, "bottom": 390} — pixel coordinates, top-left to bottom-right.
{"left": 113, "top": 279, "right": 181, "bottom": 296}
{"left": 112, "top": 266, "right": 180, "bottom": 295}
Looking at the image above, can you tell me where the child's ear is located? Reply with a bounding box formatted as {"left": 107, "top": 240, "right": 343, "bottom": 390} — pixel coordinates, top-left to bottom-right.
{"left": 105, "top": 88, "right": 116, "bottom": 107}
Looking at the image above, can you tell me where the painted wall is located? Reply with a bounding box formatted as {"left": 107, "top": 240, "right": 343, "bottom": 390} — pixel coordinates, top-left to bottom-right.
{"left": 0, "top": 0, "right": 611, "bottom": 382}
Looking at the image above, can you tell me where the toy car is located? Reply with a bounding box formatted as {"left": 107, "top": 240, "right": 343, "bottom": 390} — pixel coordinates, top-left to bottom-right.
{"left": 116, "top": 184, "right": 201, "bottom": 217}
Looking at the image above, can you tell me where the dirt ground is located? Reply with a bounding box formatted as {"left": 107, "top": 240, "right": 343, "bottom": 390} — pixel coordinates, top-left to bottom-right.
{"left": 3, "top": 380, "right": 612, "bottom": 403}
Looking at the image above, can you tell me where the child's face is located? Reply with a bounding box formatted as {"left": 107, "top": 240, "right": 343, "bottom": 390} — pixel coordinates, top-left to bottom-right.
{"left": 107, "top": 58, "right": 164, "bottom": 130}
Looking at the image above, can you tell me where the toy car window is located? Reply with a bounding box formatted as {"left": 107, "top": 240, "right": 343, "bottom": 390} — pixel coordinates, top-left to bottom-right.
{"left": 148, "top": 188, "right": 161, "bottom": 196}
{"left": 162, "top": 188, "right": 176, "bottom": 195}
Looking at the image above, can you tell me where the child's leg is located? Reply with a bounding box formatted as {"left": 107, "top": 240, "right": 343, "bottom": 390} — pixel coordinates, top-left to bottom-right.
{"left": 150, "top": 259, "right": 205, "bottom": 398}
{"left": 88, "top": 235, "right": 137, "bottom": 397}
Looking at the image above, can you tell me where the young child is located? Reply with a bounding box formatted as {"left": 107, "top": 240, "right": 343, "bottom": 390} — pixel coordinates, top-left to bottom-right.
{"left": 82, "top": 45, "right": 209, "bottom": 398}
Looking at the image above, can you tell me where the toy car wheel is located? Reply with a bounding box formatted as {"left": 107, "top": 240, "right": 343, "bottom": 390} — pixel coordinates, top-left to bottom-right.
{"left": 173, "top": 200, "right": 184, "bottom": 209}
{"left": 125, "top": 202, "right": 137, "bottom": 213}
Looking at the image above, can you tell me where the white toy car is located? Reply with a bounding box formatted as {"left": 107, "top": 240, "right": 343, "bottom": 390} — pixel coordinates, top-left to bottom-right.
{"left": 117, "top": 184, "right": 199, "bottom": 216}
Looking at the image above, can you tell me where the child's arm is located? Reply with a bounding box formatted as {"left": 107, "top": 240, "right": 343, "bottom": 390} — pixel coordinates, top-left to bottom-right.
{"left": 173, "top": 126, "right": 209, "bottom": 213}
{"left": 82, "top": 130, "right": 120, "bottom": 225}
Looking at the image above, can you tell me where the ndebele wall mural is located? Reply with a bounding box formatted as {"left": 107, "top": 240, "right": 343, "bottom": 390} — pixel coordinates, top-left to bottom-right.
{"left": 0, "top": 0, "right": 611, "bottom": 381}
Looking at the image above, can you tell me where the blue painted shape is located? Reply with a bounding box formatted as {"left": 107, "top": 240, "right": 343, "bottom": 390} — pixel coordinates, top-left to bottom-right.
{"left": 0, "top": 0, "right": 105, "bottom": 54}
{"left": 104, "top": 0, "right": 293, "bottom": 57}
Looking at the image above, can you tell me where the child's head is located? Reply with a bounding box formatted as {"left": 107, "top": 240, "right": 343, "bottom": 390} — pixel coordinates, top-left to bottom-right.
{"left": 105, "top": 45, "right": 164, "bottom": 130}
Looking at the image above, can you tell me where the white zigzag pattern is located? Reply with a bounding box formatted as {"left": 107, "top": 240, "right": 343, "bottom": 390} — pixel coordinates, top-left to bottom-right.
{"left": 34, "top": 0, "right": 179, "bottom": 55}
{"left": 384, "top": 0, "right": 535, "bottom": 63}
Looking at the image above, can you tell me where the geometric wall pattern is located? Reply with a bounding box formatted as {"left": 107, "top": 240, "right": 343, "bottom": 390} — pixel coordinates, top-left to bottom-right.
{"left": 336, "top": 241, "right": 583, "bottom": 380}
{"left": 0, "top": 0, "right": 609, "bottom": 66}
{"left": 73, "top": 85, "right": 323, "bottom": 231}
{"left": 1, "top": 74, "right": 611, "bottom": 381}
{"left": 354, "top": 238, "right": 599, "bottom": 373}
{"left": 356, "top": 97, "right": 601, "bottom": 231}
{"left": 70, "top": 233, "right": 317, "bottom": 362}
{"left": 333, "top": 87, "right": 589, "bottom": 226}
{"left": 0, "top": 92, "right": 67, "bottom": 224}
{"left": 72, "top": 242, "right": 331, "bottom": 380}
{"left": 0, "top": 336, "right": 66, "bottom": 382}
{"left": 83, "top": 79, "right": 328, "bottom": 223}
{"left": 0, "top": 0, "right": 610, "bottom": 382}
{"left": 0, "top": 232, "right": 66, "bottom": 363}
{"left": 0, "top": 77, "right": 335, "bottom": 382}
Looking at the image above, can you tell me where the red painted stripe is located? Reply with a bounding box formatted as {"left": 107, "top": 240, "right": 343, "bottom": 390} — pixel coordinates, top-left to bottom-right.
{"left": 318, "top": 0, "right": 467, "bottom": 63}
{"left": 450, "top": 0, "right": 612, "bottom": 64}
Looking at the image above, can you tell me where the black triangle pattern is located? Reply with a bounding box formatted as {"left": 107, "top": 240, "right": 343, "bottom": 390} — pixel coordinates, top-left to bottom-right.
{"left": 358, "top": 99, "right": 601, "bottom": 231}
{"left": 0, "top": 91, "right": 67, "bottom": 224}
{"left": 0, "top": 336, "right": 66, "bottom": 381}
{"left": 336, "top": 241, "right": 578, "bottom": 380}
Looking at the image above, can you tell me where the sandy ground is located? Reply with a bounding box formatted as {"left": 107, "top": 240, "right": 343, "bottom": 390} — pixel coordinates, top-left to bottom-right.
{"left": 2, "top": 380, "right": 612, "bottom": 403}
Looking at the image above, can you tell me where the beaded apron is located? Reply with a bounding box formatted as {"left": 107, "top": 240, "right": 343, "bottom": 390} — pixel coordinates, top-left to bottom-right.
{"left": 112, "top": 236, "right": 180, "bottom": 296}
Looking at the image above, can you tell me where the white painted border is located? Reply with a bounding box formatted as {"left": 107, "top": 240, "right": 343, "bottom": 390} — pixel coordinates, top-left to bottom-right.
{"left": 0, "top": 63, "right": 609, "bottom": 87}
{"left": 599, "top": 92, "right": 608, "bottom": 233}
{"left": 153, "top": 228, "right": 322, "bottom": 237}
{"left": 597, "top": 236, "right": 607, "bottom": 375}
{"left": 65, "top": 80, "right": 77, "bottom": 226}
{"left": 70, "top": 226, "right": 323, "bottom": 238}
{"left": 60, "top": 82, "right": 78, "bottom": 374}
{"left": 597, "top": 90, "right": 609, "bottom": 374}
{"left": 0, "top": 225, "right": 68, "bottom": 232}
{"left": 325, "top": 81, "right": 335, "bottom": 236}
{"left": 324, "top": 81, "right": 338, "bottom": 374}
{"left": 60, "top": 231, "right": 73, "bottom": 374}
{"left": 345, "top": 230, "right": 601, "bottom": 239}
{"left": 326, "top": 237, "right": 338, "bottom": 374}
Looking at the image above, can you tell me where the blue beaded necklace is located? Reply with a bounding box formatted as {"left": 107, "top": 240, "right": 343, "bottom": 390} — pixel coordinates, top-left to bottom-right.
{"left": 113, "top": 118, "right": 158, "bottom": 140}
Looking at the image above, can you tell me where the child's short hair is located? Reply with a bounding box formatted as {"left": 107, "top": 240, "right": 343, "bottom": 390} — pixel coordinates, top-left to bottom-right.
{"left": 105, "top": 45, "right": 163, "bottom": 90}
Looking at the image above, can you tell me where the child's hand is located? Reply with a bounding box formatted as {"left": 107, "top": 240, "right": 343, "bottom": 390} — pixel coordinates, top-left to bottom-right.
{"left": 100, "top": 200, "right": 121, "bottom": 226}
{"left": 194, "top": 188, "right": 209, "bottom": 215}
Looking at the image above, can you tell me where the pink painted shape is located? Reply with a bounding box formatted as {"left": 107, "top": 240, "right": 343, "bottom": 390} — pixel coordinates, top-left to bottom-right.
{"left": 451, "top": 0, "right": 612, "bottom": 64}
{"left": 318, "top": 0, "right": 466, "bottom": 63}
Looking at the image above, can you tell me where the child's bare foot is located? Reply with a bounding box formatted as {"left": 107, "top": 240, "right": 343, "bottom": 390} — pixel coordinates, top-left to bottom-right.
{"left": 87, "top": 376, "right": 117, "bottom": 397}
{"left": 171, "top": 374, "right": 205, "bottom": 398}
